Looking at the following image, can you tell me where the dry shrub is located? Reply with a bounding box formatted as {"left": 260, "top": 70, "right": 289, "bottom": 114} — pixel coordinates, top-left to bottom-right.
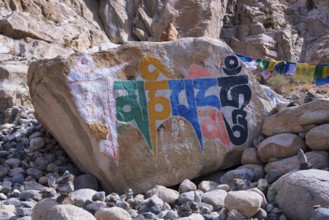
{"left": 300, "top": 83, "right": 313, "bottom": 92}
{"left": 267, "top": 74, "right": 290, "bottom": 94}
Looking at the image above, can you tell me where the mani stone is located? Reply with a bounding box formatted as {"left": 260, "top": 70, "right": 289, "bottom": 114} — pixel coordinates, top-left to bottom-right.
{"left": 28, "top": 37, "right": 274, "bottom": 193}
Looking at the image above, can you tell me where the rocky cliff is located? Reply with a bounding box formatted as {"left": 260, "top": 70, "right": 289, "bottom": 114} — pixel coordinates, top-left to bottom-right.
{"left": 1, "top": 0, "right": 329, "bottom": 122}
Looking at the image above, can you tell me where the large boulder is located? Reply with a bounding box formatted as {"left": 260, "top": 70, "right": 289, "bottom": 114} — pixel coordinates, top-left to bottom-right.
{"left": 28, "top": 37, "right": 274, "bottom": 193}
{"left": 264, "top": 151, "right": 329, "bottom": 177}
{"left": 257, "top": 133, "right": 306, "bottom": 162}
{"left": 262, "top": 100, "right": 329, "bottom": 136}
{"left": 306, "top": 124, "right": 329, "bottom": 151}
{"left": 270, "top": 169, "right": 329, "bottom": 220}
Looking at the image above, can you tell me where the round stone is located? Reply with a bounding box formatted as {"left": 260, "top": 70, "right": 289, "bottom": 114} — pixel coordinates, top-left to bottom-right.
{"left": 5, "top": 158, "right": 21, "bottom": 167}
{"left": 0, "top": 167, "right": 9, "bottom": 178}
{"left": 29, "top": 137, "right": 46, "bottom": 151}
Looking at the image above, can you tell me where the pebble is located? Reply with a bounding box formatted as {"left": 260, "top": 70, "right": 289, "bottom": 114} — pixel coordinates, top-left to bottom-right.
{"left": 5, "top": 158, "right": 21, "bottom": 167}
{"left": 179, "top": 179, "right": 197, "bottom": 193}
{"left": 0, "top": 167, "right": 9, "bottom": 177}
{"left": 0, "top": 193, "right": 7, "bottom": 200}
{"left": 92, "top": 191, "right": 106, "bottom": 202}
{"left": 16, "top": 207, "right": 33, "bottom": 217}
{"left": 29, "top": 137, "right": 45, "bottom": 151}
{"left": 27, "top": 168, "right": 43, "bottom": 179}
{"left": 4, "top": 198, "right": 21, "bottom": 207}
{"left": 11, "top": 173, "right": 25, "bottom": 184}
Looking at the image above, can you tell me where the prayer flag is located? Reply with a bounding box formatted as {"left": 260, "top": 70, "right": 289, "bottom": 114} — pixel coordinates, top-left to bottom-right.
{"left": 294, "top": 64, "right": 315, "bottom": 83}
{"left": 315, "top": 65, "right": 329, "bottom": 86}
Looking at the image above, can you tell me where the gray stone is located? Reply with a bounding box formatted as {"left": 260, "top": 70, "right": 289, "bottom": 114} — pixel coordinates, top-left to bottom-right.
{"left": 5, "top": 158, "right": 21, "bottom": 167}
{"left": 257, "top": 133, "right": 306, "bottom": 163}
{"left": 162, "top": 202, "right": 171, "bottom": 211}
{"left": 178, "top": 191, "right": 198, "bottom": 204}
{"left": 16, "top": 217, "right": 32, "bottom": 220}
{"left": 105, "top": 193, "right": 121, "bottom": 207}
{"left": 241, "top": 147, "right": 262, "bottom": 165}
{"left": 4, "top": 198, "right": 21, "bottom": 206}
{"left": 84, "top": 202, "right": 107, "bottom": 215}
{"left": 2, "top": 180, "right": 12, "bottom": 194}
{"left": 0, "top": 167, "right": 9, "bottom": 178}
{"left": 270, "top": 169, "right": 329, "bottom": 220}
{"left": 145, "top": 185, "right": 179, "bottom": 204}
{"left": 92, "top": 191, "right": 106, "bottom": 202}
{"left": 35, "top": 157, "right": 48, "bottom": 171}
{"left": 225, "top": 190, "right": 263, "bottom": 217}
{"left": 71, "top": 189, "right": 98, "bottom": 207}
{"left": 29, "top": 132, "right": 43, "bottom": 139}
{"left": 11, "top": 189, "right": 21, "bottom": 198}
{"left": 58, "top": 181, "right": 74, "bottom": 194}
{"left": 216, "top": 184, "right": 230, "bottom": 191}
{"left": 254, "top": 208, "right": 268, "bottom": 219}
{"left": 198, "top": 181, "right": 219, "bottom": 192}
{"left": 19, "top": 190, "right": 41, "bottom": 201}
{"left": 116, "top": 200, "right": 130, "bottom": 210}
{"left": 199, "top": 202, "right": 213, "bottom": 214}
{"left": 179, "top": 179, "right": 197, "bottom": 193}
{"left": 203, "top": 212, "right": 219, "bottom": 220}
{"left": 311, "top": 208, "right": 329, "bottom": 220}
{"left": 164, "top": 210, "right": 178, "bottom": 219}
{"left": 29, "top": 137, "right": 45, "bottom": 151}
{"left": 0, "top": 193, "right": 7, "bottom": 200}
{"left": 262, "top": 100, "right": 329, "bottom": 136}
{"left": 21, "top": 200, "right": 36, "bottom": 208}
{"left": 11, "top": 173, "right": 25, "bottom": 184}
{"left": 32, "top": 198, "right": 96, "bottom": 220}
{"left": 24, "top": 181, "right": 46, "bottom": 191}
{"left": 38, "top": 176, "right": 48, "bottom": 185}
{"left": 306, "top": 124, "right": 329, "bottom": 151}
{"left": 26, "top": 168, "right": 43, "bottom": 179}
{"left": 177, "top": 213, "right": 205, "bottom": 220}
{"left": 147, "top": 195, "right": 164, "bottom": 210}
{"left": 265, "top": 151, "right": 329, "bottom": 177}
{"left": 201, "top": 189, "right": 227, "bottom": 211}
{"left": 46, "top": 163, "right": 59, "bottom": 173}
{"left": 8, "top": 167, "right": 25, "bottom": 176}
{"left": 94, "top": 207, "right": 131, "bottom": 220}
{"left": 16, "top": 207, "right": 33, "bottom": 216}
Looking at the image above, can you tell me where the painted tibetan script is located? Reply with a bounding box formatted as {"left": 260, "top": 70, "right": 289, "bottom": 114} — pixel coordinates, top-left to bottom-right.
{"left": 68, "top": 55, "right": 252, "bottom": 163}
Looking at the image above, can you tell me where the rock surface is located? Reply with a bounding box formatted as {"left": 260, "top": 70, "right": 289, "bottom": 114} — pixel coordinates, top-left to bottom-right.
{"left": 264, "top": 151, "right": 329, "bottom": 177}
{"left": 270, "top": 169, "right": 329, "bottom": 220}
{"left": 306, "top": 124, "right": 329, "bottom": 151}
{"left": 257, "top": 133, "right": 306, "bottom": 162}
{"left": 99, "top": 0, "right": 223, "bottom": 43}
{"left": 262, "top": 100, "right": 329, "bottom": 136}
{"left": 224, "top": 190, "right": 263, "bottom": 217}
{"left": 28, "top": 37, "right": 274, "bottom": 193}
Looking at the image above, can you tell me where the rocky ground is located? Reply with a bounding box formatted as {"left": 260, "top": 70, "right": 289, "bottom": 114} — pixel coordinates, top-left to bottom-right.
{"left": 2, "top": 99, "right": 329, "bottom": 219}
{"left": 0, "top": 106, "right": 279, "bottom": 220}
